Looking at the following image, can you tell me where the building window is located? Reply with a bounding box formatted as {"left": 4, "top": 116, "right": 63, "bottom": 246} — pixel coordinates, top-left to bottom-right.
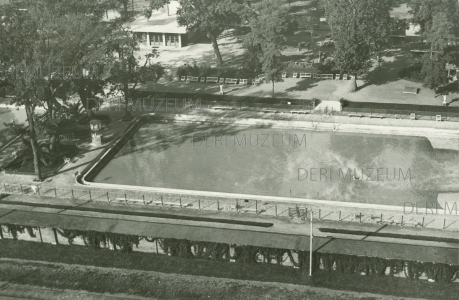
{"left": 149, "top": 33, "right": 163, "bottom": 46}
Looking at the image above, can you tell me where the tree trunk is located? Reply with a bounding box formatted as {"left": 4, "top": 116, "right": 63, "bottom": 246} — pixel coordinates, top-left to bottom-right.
{"left": 123, "top": 2, "right": 128, "bottom": 20}
{"left": 208, "top": 32, "right": 224, "bottom": 66}
{"left": 350, "top": 75, "right": 357, "bottom": 92}
{"left": 272, "top": 81, "right": 275, "bottom": 97}
{"left": 25, "top": 100, "right": 41, "bottom": 181}
{"left": 123, "top": 83, "right": 131, "bottom": 121}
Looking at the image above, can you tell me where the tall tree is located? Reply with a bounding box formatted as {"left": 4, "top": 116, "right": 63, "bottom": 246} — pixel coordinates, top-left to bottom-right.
{"left": 409, "top": 0, "right": 459, "bottom": 91}
{"left": 106, "top": 28, "right": 164, "bottom": 120}
{"left": 176, "top": 0, "right": 248, "bottom": 66}
{"left": 0, "top": 6, "right": 44, "bottom": 180}
{"left": 321, "top": 0, "right": 392, "bottom": 91}
{"left": 243, "top": 0, "right": 294, "bottom": 96}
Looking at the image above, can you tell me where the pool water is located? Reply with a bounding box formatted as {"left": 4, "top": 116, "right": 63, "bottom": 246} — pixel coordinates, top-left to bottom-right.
{"left": 92, "top": 122, "right": 459, "bottom": 206}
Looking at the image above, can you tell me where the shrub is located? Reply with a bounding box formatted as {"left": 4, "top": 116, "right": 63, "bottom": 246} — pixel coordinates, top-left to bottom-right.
{"left": 398, "top": 63, "right": 423, "bottom": 82}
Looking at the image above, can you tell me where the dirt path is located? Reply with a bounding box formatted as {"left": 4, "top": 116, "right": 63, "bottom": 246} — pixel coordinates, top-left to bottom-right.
{"left": 0, "top": 258, "right": 427, "bottom": 300}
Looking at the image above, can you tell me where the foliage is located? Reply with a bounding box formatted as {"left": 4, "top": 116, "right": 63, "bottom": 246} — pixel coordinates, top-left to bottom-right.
{"left": 398, "top": 62, "right": 423, "bottom": 82}
{"left": 321, "top": 0, "right": 392, "bottom": 90}
{"left": 420, "top": 55, "right": 449, "bottom": 90}
{"left": 243, "top": 0, "right": 295, "bottom": 96}
{"left": 408, "top": 0, "right": 459, "bottom": 35}
{"left": 176, "top": 0, "right": 250, "bottom": 65}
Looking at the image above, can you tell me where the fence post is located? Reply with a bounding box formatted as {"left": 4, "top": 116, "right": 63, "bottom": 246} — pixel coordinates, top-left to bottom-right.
{"left": 380, "top": 214, "right": 383, "bottom": 223}
{"left": 37, "top": 186, "right": 40, "bottom": 197}
{"left": 71, "top": 189, "right": 74, "bottom": 200}
{"left": 275, "top": 205, "right": 278, "bottom": 217}
{"left": 217, "top": 200, "right": 220, "bottom": 211}
{"left": 422, "top": 217, "right": 424, "bottom": 228}
{"left": 4, "top": 183, "right": 6, "bottom": 193}
{"left": 339, "top": 211, "right": 341, "bottom": 221}
{"left": 89, "top": 190, "right": 92, "bottom": 201}
{"left": 180, "top": 197, "right": 182, "bottom": 208}
{"left": 54, "top": 187, "right": 57, "bottom": 198}
{"left": 161, "top": 196, "right": 164, "bottom": 207}
{"left": 255, "top": 200, "right": 258, "bottom": 214}
{"left": 401, "top": 215, "right": 404, "bottom": 226}
{"left": 236, "top": 199, "right": 239, "bottom": 212}
{"left": 359, "top": 213, "right": 362, "bottom": 224}
{"left": 198, "top": 199, "right": 200, "bottom": 210}
{"left": 106, "top": 192, "right": 109, "bottom": 202}
{"left": 53, "top": 228, "right": 59, "bottom": 245}
{"left": 20, "top": 184, "right": 23, "bottom": 195}
{"left": 143, "top": 195, "right": 146, "bottom": 206}
{"left": 319, "top": 209, "right": 321, "bottom": 220}
{"left": 0, "top": 226, "right": 3, "bottom": 239}
{"left": 443, "top": 219, "right": 446, "bottom": 229}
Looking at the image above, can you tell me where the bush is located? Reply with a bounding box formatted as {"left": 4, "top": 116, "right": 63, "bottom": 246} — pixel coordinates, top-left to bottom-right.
{"left": 398, "top": 63, "right": 423, "bottom": 82}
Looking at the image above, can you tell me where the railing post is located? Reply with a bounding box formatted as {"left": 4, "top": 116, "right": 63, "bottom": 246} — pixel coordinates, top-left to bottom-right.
{"left": 38, "top": 227, "right": 43, "bottom": 243}
{"left": 236, "top": 199, "right": 239, "bottom": 212}
{"left": 443, "top": 218, "right": 446, "bottom": 229}
{"left": 339, "top": 210, "right": 341, "bottom": 221}
{"left": 217, "top": 200, "right": 220, "bottom": 211}
{"left": 20, "top": 184, "right": 23, "bottom": 195}
{"left": 37, "top": 186, "right": 40, "bottom": 197}
{"left": 4, "top": 183, "right": 7, "bottom": 193}
{"left": 106, "top": 192, "right": 109, "bottom": 202}
{"left": 319, "top": 209, "right": 321, "bottom": 220}
{"left": 198, "top": 199, "right": 200, "bottom": 210}
{"left": 143, "top": 195, "right": 146, "bottom": 206}
{"left": 401, "top": 215, "right": 404, "bottom": 227}
{"left": 359, "top": 213, "right": 362, "bottom": 224}
{"left": 125, "top": 193, "right": 127, "bottom": 204}
{"left": 54, "top": 187, "right": 57, "bottom": 198}
{"left": 161, "top": 196, "right": 163, "bottom": 207}
{"left": 71, "top": 189, "right": 74, "bottom": 200}
{"left": 180, "top": 197, "right": 182, "bottom": 208}
{"left": 422, "top": 217, "right": 424, "bottom": 228}
{"left": 275, "top": 205, "right": 278, "bottom": 217}
{"left": 255, "top": 200, "right": 258, "bottom": 214}
{"left": 89, "top": 190, "right": 92, "bottom": 201}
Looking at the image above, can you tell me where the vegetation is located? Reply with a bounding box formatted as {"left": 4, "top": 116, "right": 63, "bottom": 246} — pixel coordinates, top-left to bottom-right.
{"left": 408, "top": 0, "right": 459, "bottom": 90}
{"left": 321, "top": 0, "right": 392, "bottom": 91}
{"left": 243, "top": 0, "right": 297, "bottom": 96}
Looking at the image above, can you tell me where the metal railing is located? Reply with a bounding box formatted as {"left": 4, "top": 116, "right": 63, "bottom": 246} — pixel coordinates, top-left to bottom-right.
{"left": 0, "top": 182, "right": 457, "bottom": 231}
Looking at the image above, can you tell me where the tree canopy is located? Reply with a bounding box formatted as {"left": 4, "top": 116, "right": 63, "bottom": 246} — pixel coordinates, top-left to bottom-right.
{"left": 321, "top": 0, "right": 392, "bottom": 91}
{"left": 176, "top": 0, "right": 249, "bottom": 65}
{"left": 243, "top": 0, "right": 295, "bottom": 96}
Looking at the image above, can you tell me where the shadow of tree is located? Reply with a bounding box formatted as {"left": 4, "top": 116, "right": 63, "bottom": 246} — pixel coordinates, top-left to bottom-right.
{"left": 284, "top": 78, "right": 318, "bottom": 92}
{"left": 359, "top": 50, "right": 410, "bottom": 89}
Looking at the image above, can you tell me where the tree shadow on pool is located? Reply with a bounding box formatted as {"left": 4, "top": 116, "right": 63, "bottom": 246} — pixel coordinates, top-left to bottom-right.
{"left": 116, "top": 115, "right": 277, "bottom": 157}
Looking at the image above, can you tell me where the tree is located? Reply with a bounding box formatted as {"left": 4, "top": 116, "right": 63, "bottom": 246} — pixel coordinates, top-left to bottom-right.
{"left": 176, "top": 0, "right": 248, "bottom": 66}
{"left": 0, "top": 6, "right": 45, "bottom": 180}
{"left": 106, "top": 29, "right": 164, "bottom": 120}
{"left": 421, "top": 54, "right": 449, "bottom": 90}
{"left": 321, "top": 0, "right": 392, "bottom": 91}
{"left": 408, "top": 0, "right": 459, "bottom": 91}
{"left": 243, "top": 0, "right": 293, "bottom": 96}
{"left": 408, "top": 0, "right": 459, "bottom": 35}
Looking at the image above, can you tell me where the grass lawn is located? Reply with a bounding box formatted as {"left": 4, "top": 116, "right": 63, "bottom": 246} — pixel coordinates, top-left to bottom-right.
{"left": 0, "top": 240, "right": 456, "bottom": 300}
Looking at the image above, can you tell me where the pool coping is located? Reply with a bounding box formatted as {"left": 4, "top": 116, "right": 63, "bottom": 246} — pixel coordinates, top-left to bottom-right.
{"left": 76, "top": 114, "right": 459, "bottom": 216}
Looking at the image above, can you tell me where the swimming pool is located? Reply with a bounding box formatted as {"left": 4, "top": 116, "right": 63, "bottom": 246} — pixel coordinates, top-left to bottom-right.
{"left": 88, "top": 118, "right": 459, "bottom": 206}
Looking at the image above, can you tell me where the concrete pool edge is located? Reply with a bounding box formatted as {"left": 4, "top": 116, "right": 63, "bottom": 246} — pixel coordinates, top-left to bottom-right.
{"left": 172, "top": 114, "right": 459, "bottom": 151}
{"left": 76, "top": 114, "right": 458, "bottom": 216}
